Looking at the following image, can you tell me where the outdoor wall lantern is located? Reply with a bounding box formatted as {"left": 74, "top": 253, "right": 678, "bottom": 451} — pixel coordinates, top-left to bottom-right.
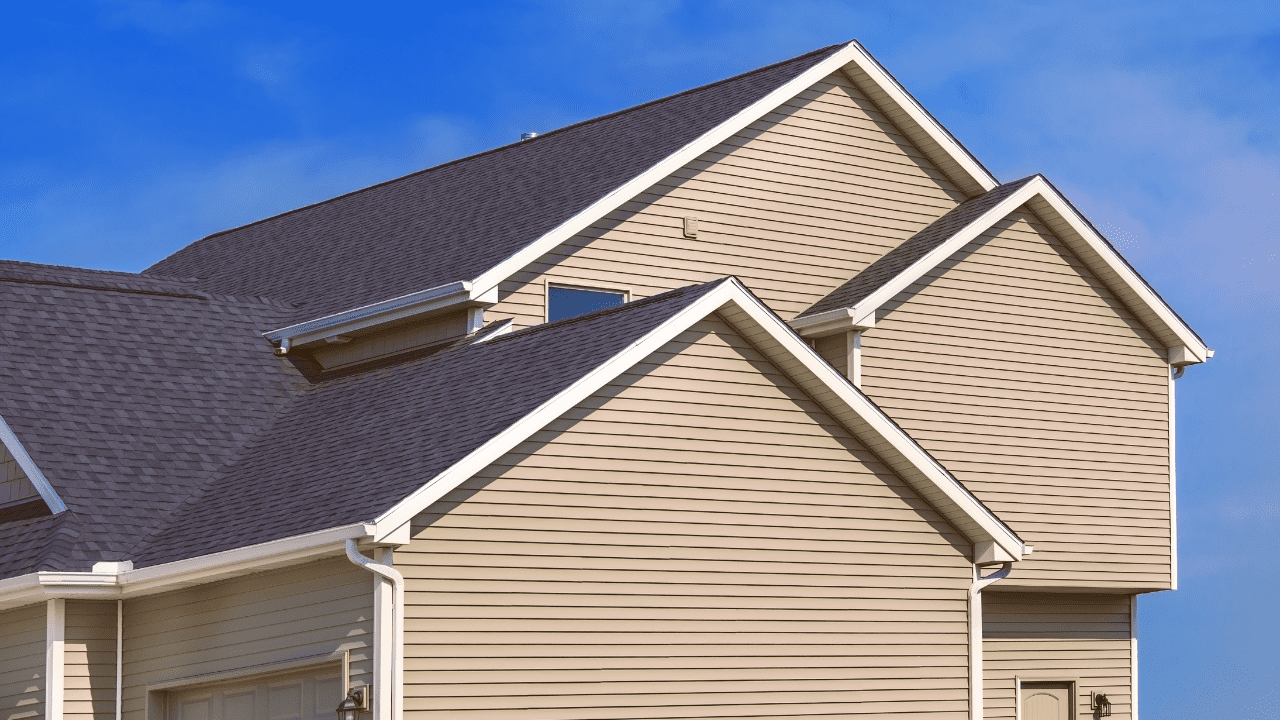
{"left": 1090, "top": 691, "right": 1112, "bottom": 717}
{"left": 336, "top": 685, "right": 370, "bottom": 720}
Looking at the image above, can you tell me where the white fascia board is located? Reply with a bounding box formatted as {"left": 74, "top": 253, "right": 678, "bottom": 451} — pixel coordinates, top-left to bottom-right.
{"left": 0, "top": 522, "right": 374, "bottom": 611}
{"left": 263, "top": 281, "right": 497, "bottom": 349}
{"left": 469, "top": 41, "right": 997, "bottom": 298}
{"left": 0, "top": 413, "right": 66, "bottom": 514}
{"left": 1023, "top": 182, "right": 1210, "bottom": 362}
{"left": 713, "top": 285, "right": 1025, "bottom": 560}
{"left": 791, "top": 180, "right": 1038, "bottom": 339}
{"left": 372, "top": 278, "right": 1024, "bottom": 559}
{"left": 370, "top": 280, "right": 748, "bottom": 538}
{"left": 120, "top": 522, "right": 374, "bottom": 596}
{"left": 788, "top": 306, "right": 876, "bottom": 338}
{"left": 841, "top": 41, "right": 998, "bottom": 196}
{"left": 807, "top": 176, "right": 1209, "bottom": 363}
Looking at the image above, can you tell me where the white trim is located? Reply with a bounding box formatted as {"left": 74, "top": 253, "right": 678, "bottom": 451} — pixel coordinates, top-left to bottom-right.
{"left": 115, "top": 599, "right": 123, "bottom": 720}
{"left": 545, "top": 279, "right": 631, "bottom": 324}
{"left": 0, "top": 413, "right": 67, "bottom": 514}
{"left": 1131, "top": 594, "right": 1139, "bottom": 720}
{"left": 842, "top": 40, "right": 998, "bottom": 195}
{"left": 789, "top": 176, "right": 1210, "bottom": 361}
{"left": 470, "top": 41, "right": 996, "bottom": 299}
{"left": 46, "top": 598, "right": 65, "bottom": 720}
{"left": 1169, "top": 369, "right": 1178, "bottom": 590}
{"left": 0, "top": 522, "right": 374, "bottom": 611}
{"left": 263, "top": 281, "right": 498, "bottom": 350}
{"left": 1014, "top": 676, "right": 1022, "bottom": 720}
{"left": 372, "top": 278, "right": 1024, "bottom": 558}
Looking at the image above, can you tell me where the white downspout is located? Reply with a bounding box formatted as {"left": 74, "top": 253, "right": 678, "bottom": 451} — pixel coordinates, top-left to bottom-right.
{"left": 116, "top": 599, "right": 123, "bottom": 720}
{"left": 970, "top": 562, "right": 1012, "bottom": 720}
{"left": 345, "top": 539, "right": 404, "bottom": 720}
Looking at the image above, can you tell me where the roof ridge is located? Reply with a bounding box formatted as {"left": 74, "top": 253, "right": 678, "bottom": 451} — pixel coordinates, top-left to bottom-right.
{"left": 147, "top": 43, "right": 848, "bottom": 260}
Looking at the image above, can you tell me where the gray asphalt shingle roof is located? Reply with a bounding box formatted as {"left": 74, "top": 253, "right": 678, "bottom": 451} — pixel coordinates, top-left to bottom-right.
{"left": 0, "top": 261, "right": 307, "bottom": 576}
{"left": 144, "top": 44, "right": 846, "bottom": 320}
{"left": 0, "top": 260, "right": 722, "bottom": 576}
{"left": 129, "top": 280, "right": 723, "bottom": 567}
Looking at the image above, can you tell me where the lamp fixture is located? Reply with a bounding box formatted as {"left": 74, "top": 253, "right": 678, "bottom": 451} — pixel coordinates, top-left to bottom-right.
{"left": 1090, "top": 691, "right": 1112, "bottom": 717}
{"left": 336, "top": 685, "right": 370, "bottom": 720}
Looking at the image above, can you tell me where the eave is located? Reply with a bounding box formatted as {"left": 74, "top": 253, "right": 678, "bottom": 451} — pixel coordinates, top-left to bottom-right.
{"left": 263, "top": 281, "right": 496, "bottom": 352}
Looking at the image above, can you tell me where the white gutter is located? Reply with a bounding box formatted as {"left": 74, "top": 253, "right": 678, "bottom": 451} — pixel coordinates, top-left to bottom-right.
{"left": 969, "top": 562, "right": 1012, "bottom": 720}
{"left": 345, "top": 540, "right": 404, "bottom": 720}
{"left": 264, "top": 281, "right": 498, "bottom": 353}
{"left": 0, "top": 522, "right": 377, "bottom": 611}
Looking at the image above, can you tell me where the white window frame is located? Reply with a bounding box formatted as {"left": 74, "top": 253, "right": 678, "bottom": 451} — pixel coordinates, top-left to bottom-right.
{"left": 543, "top": 279, "right": 631, "bottom": 324}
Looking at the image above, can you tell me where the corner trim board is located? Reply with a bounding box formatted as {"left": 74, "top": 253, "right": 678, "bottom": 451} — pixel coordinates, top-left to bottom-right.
{"left": 46, "top": 598, "right": 65, "bottom": 720}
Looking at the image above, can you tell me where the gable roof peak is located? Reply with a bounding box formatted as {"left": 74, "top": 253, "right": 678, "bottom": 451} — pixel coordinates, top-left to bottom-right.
{"left": 792, "top": 174, "right": 1210, "bottom": 364}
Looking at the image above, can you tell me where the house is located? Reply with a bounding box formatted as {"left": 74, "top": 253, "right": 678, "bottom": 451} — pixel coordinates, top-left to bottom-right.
{"left": 0, "top": 39, "right": 1209, "bottom": 720}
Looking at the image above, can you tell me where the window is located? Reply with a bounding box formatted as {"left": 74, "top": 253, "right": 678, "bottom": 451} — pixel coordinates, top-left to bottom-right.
{"left": 547, "top": 285, "right": 625, "bottom": 322}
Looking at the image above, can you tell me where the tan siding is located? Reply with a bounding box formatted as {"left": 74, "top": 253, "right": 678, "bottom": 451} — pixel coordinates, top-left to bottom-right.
{"left": 401, "top": 315, "right": 973, "bottom": 718}
{"left": 309, "top": 308, "right": 472, "bottom": 370}
{"left": 121, "top": 558, "right": 372, "bottom": 720}
{"left": 0, "top": 443, "right": 38, "bottom": 508}
{"left": 0, "top": 603, "right": 44, "bottom": 720}
{"left": 983, "top": 592, "right": 1133, "bottom": 719}
{"left": 65, "top": 601, "right": 117, "bottom": 720}
{"left": 488, "top": 71, "right": 967, "bottom": 330}
{"left": 860, "top": 208, "right": 1171, "bottom": 589}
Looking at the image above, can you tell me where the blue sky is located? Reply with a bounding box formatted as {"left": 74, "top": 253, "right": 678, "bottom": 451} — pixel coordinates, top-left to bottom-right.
{"left": 3, "top": 1, "right": 1277, "bottom": 715}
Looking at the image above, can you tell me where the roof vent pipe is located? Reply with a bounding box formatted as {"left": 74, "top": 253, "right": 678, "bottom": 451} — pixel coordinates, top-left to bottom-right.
{"left": 520, "top": 132, "right": 538, "bottom": 141}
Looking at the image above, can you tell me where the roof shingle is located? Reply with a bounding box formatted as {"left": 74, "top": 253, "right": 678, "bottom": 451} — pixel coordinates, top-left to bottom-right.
{"left": 144, "top": 45, "right": 846, "bottom": 319}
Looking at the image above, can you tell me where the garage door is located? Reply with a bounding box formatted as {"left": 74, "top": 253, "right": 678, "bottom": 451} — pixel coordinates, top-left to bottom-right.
{"left": 167, "top": 666, "right": 341, "bottom": 720}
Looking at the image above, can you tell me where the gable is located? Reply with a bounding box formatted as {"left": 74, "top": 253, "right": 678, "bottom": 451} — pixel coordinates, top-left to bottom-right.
{"left": 399, "top": 315, "right": 974, "bottom": 716}
{"left": 0, "top": 444, "right": 40, "bottom": 517}
{"left": 859, "top": 205, "right": 1172, "bottom": 590}
{"left": 487, "top": 71, "right": 968, "bottom": 330}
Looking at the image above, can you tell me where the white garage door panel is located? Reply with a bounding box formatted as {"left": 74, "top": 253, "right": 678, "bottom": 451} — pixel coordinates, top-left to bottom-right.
{"left": 168, "top": 666, "right": 340, "bottom": 720}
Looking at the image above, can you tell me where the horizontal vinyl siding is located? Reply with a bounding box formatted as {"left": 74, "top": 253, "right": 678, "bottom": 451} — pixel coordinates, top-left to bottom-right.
{"left": 488, "top": 71, "right": 966, "bottom": 329}
{"left": 860, "top": 208, "right": 1171, "bottom": 589}
{"left": 120, "top": 558, "right": 373, "bottom": 720}
{"left": 983, "top": 592, "right": 1133, "bottom": 719}
{"left": 0, "top": 444, "right": 38, "bottom": 507}
{"left": 65, "top": 601, "right": 117, "bottom": 720}
{"left": 0, "top": 603, "right": 44, "bottom": 720}
{"left": 401, "top": 315, "right": 973, "bottom": 719}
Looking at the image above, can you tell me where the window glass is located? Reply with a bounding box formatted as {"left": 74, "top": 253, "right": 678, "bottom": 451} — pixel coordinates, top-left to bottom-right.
{"left": 548, "top": 286, "right": 625, "bottom": 322}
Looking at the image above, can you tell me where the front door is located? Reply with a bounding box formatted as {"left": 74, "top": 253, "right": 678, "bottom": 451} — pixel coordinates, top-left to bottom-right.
{"left": 1022, "top": 681, "right": 1073, "bottom": 720}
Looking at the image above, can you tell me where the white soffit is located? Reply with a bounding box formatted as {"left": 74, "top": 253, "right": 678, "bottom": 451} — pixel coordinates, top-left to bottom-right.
{"left": 470, "top": 40, "right": 998, "bottom": 298}
{"left": 372, "top": 277, "right": 1025, "bottom": 560}
{"left": 794, "top": 175, "right": 1210, "bottom": 363}
{"left": 0, "top": 413, "right": 66, "bottom": 514}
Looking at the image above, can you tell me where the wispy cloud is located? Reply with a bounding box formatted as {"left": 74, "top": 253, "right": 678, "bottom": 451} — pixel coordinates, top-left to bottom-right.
{"left": 96, "top": 0, "right": 227, "bottom": 36}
